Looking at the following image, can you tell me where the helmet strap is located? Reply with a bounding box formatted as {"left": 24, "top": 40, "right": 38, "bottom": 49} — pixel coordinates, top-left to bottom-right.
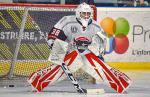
{"left": 80, "top": 18, "right": 89, "bottom": 28}
{"left": 76, "top": 18, "right": 92, "bottom": 31}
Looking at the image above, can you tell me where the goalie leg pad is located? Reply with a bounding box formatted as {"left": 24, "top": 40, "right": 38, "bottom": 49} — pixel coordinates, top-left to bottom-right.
{"left": 28, "top": 65, "right": 66, "bottom": 92}
{"left": 28, "top": 50, "right": 84, "bottom": 92}
{"left": 81, "top": 56, "right": 105, "bottom": 82}
{"left": 84, "top": 52, "right": 131, "bottom": 93}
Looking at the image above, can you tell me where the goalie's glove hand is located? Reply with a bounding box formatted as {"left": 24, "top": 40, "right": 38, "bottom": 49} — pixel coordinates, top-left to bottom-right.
{"left": 99, "top": 47, "right": 105, "bottom": 56}
{"left": 47, "top": 39, "right": 55, "bottom": 50}
{"left": 98, "top": 48, "right": 105, "bottom": 62}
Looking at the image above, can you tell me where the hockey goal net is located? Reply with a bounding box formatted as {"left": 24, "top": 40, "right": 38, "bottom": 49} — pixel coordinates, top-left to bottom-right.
{"left": 0, "top": 3, "right": 96, "bottom": 86}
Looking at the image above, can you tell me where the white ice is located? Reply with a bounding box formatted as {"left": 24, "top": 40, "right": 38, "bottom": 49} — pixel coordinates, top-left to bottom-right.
{"left": 0, "top": 71, "right": 150, "bottom": 97}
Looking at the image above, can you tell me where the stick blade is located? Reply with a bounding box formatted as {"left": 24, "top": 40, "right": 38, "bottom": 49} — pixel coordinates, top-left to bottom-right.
{"left": 86, "top": 89, "right": 105, "bottom": 94}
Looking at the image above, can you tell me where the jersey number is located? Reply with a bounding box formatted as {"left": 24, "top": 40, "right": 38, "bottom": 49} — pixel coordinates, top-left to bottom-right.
{"left": 51, "top": 28, "right": 60, "bottom": 36}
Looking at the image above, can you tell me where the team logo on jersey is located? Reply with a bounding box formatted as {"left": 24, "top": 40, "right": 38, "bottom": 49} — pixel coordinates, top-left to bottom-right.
{"left": 71, "top": 26, "right": 78, "bottom": 33}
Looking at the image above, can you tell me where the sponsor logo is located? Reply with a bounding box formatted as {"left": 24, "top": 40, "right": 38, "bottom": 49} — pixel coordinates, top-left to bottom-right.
{"left": 100, "top": 17, "right": 130, "bottom": 54}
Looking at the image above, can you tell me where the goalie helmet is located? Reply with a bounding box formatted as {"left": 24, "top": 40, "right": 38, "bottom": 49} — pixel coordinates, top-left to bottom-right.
{"left": 75, "top": 2, "right": 93, "bottom": 27}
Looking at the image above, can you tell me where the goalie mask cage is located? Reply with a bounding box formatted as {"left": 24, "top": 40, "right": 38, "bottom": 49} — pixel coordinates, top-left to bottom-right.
{"left": 0, "top": 3, "right": 96, "bottom": 86}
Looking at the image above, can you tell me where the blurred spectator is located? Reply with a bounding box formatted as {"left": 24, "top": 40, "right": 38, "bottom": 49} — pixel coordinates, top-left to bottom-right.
{"left": 0, "top": 0, "right": 12, "bottom": 3}
{"left": 66, "top": 0, "right": 94, "bottom": 5}
{"left": 134, "top": 0, "right": 149, "bottom": 6}
{"left": 13, "top": 0, "right": 60, "bottom": 4}
{"left": 47, "top": 0, "right": 60, "bottom": 4}
{"left": 80, "top": 0, "right": 94, "bottom": 5}
{"left": 140, "top": 0, "right": 149, "bottom": 6}
{"left": 139, "top": 0, "right": 144, "bottom": 4}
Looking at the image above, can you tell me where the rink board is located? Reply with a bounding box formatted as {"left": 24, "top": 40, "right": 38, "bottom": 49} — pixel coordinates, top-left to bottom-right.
{"left": 1, "top": 61, "right": 150, "bottom": 77}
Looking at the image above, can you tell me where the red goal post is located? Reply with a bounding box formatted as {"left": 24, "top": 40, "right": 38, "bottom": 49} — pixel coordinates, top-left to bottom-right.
{"left": 0, "top": 3, "right": 97, "bottom": 84}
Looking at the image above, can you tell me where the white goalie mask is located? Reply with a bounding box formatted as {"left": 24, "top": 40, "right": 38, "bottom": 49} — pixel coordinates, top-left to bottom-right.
{"left": 75, "top": 2, "right": 93, "bottom": 27}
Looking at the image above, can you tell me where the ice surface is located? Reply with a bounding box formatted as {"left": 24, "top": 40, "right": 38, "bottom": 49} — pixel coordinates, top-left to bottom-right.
{"left": 0, "top": 71, "right": 150, "bottom": 97}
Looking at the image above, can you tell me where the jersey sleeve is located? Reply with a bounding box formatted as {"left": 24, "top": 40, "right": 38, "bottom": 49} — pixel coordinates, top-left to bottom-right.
{"left": 91, "top": 20, "right": 108, "bottom": 55}
{"left": 48, "top": 16, "right": 68, "bottom": 41}
{"left": 92, "top": 20, "right": 106, "bottom": 36}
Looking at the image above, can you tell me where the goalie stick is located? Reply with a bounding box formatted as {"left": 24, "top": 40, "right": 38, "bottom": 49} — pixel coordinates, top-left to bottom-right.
{"left": 29, "top": 16, "right": 87, "bottom": 93}
{"left": 61, "top": 62, "right": 105, "bottom": 94}
{"left": 61, "top": 63, "right": 87, "bottom": 93}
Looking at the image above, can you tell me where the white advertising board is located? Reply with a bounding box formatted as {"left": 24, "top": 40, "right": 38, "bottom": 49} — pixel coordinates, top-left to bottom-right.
{"left": 97, "top": 8, "right": 150, "bottom": 62}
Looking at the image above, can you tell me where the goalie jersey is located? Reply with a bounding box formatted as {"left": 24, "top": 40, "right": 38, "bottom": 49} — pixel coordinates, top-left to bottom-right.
{"left": 48, "top": 15, "right": 107, "bottom": 53}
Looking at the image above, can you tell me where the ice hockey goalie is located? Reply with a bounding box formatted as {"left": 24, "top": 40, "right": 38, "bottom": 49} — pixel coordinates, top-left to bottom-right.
{"left": 28, "top": 2, "right": 131, "bottom": 93}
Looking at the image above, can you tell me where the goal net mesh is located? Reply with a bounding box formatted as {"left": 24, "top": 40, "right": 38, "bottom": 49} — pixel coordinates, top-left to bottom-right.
{"left": 0, "top": 3, "right": 96, "bottom": 86}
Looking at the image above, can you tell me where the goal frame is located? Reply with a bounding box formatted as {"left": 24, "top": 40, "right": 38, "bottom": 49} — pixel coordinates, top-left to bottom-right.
{"left": 0, "top": 3, "right": 97, "bottom": 84}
